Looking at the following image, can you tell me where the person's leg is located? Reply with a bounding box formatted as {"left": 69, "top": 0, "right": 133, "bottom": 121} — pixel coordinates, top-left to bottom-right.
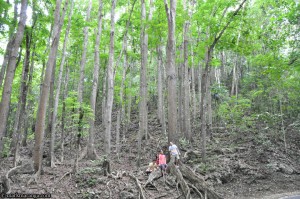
{"left": 170, "top": 154, "right": 175, "bottom": 164}
{"left": 159, "top": 165, "right": 163, "bottom": 176}
{"left": 175, "top": 154, "right": 180, "bottom": 166}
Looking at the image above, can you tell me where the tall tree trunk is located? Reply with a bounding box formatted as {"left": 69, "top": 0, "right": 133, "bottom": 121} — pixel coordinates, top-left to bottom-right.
{"left": 138, "top": 0, "right": 150, "bottom": 167}
{"left": 50, "top": 0, "right": 73, "bottom": 167}
{"left": 191, "top": 65, "right": 197, "bottom": 121}
{"left": 0, "top": 0, "right": 27, "bottom": 155}
{"left": 200, "top": 48, "right": 212, "bottom": 162}
{"left": 207, "top": 70, "right": 212, "bottom": 140}
{"left": 11, "top": 29, "right": 31, "bottom": 166}
{"left": 200, "top": 0, "right": 247, "bottom": 161}
{"left": 157, "top": 44, "right": 166, "bottom": 135}
{"left": 164, "top": 0, "right": 177, "bottom": 143}
{"left": 178, "top": 44, "right": 184, "bottom": 136}
{"left": 125, "top": 68, "right": 132, "bottom": 130}
{"left": 102, "top": 68, "right": 107, "bottom": 123}
{"left": 74, "top": 0, "right": 92, "bottom": 173}
{"left": 0, "top": 0, "right": 19, "bottom": 89}
{"left": 116, "top": 0, "right": 136, "bottom": 159}
{"left": 33, "top": 0, "right": 66, "bottom": 176}
{"left": 104, "top": 0, "right": 117, "bottom": 157}
{"left": 116, "top": 53, "right": 127, "bottom": 159}
{"left": 87, "top": 0, "right": 103, "bottom": 160}
{"left": 183, "top": 22, "right": 191, "bottom": 141}
{"left": 22, "top": 44, "right": 35, "bottom": 147}
{"left": 60, "top": 66, "right": 69, "bottom": 162}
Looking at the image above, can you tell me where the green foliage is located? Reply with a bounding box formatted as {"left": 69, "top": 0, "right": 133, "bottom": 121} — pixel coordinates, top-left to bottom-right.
{"left": 197, "top": 162, "right": 210, "bottom": 174}
{"left": 217, "top": 96, "right": 253, "bottom": 131}
{"left": 1, "top": 137, "right": 11, "bottom": 158}
{"left": 59, "top": 91, "right": 94, "bottom": 137}
{"left": 179, "top": 137, "right": 190, "bottom": 149}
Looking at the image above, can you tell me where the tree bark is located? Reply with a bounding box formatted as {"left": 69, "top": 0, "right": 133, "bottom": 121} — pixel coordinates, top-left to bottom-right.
{"left": 11, "top": 29, "right": 31, "bottom": 167}
{"left": 60, "top": 66, "right": 69, "bottom": 163}
{"left": 157, "top": 44, "right": 166, "bottom": 135}
{"left": 21, "top": 43, "right": 35, "bottom": 147}
{"left": 183, "top": 21, "right": 191, "bottom": 141}
{"left": 33, "top": 0, "right": 65, "bottom": 176}
{"left": 104, "top": 0, "right": 117, "bottom": 156}
{"left": 164, "top": 0, "right": 178, "bottom": 143}
{"left": 87, "top": 0, "right": 103, "bottom": 160}
{"left": 138, "top": 0, "right": 152, "bottom": 167}
{"left": 101, "top": 68, "right": 107, "bottom": 123}
{"left": 0, "top": 0, "right": 19, "bottom": 90}
{"left": 0, "top": 0, "right": 28, "bottom": 155}
{"left": 74, "top": 0, "right": 92, "bottom": 173}
{"left": 49, "top": 0, "right": 72, "bottom": 167}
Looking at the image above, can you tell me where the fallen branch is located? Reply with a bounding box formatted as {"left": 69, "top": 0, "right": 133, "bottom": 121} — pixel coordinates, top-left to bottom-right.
{"left": 129, "top": 174, "right": 147, "bottom": 199}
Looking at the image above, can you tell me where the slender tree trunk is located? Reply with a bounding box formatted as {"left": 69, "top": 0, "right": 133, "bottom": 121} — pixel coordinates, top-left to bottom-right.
{"left": 200, "top": 0, "right": 247, "bottom": 161}
{"left": 138, "top": 0, "right": 151, "bottom": 167}
{"left": 207, "top": 70, "right": 212, "bottom": 140}
{"left": 126, "top": 69, "right": 132, "bottom": 128}
{"left": 116, "top": 52, "right": 127, "bottom": 159}
{"left": 0, "top": 0, "right": 19, "bottom": 89}
{"left": 22, "top": 44, "right": 35, "bottom": 147}
{"left": 191, "top": 65, "right": 196, "bottom": 121}
{"left": 116, "top": 0, "right": 137, "bottom": 154}
{"left": 50, "top": 0, "right": 73, "bottom": 167}
{"left": 0, "top": 0, "right": 27, "bottom": 155}
{"left": 104, "top": 0, "right": 117, "bottom": 157}
{"left": 178, "top": 44, "right": 184, "bottom": 136}
{"left": 198, "top": 64, "right": 202, "bottom": 113}
{"left": 11, "top": 30, "right": 31, "bottom": 166}
{"left": 74, "top": 0, "right": 92, "bottom": 173}
{"left": 60, "top": 66, "right": 69, "bottom": 162}
{"left": 200, "top": 48, "right": 212, "bottom": 162}
{"left": 157, "top": 45, "right": 166, "bottom": 135}
{"left": 183, "top": 22, "right": 191, "bottom": 141}
{"left": 164, "top": 0, "right": 178, "bottom": 143}
{"left": 102, "top": 68, "right": 107, "bottom": 123}
{"left": 87, "top": 0, "right": 103, "bottom": 160}
{"left": 33, "top": 0, "right": 66, "bottom": 176}
{"left": 45, "top": 64, "right": 56, "bottom": 139}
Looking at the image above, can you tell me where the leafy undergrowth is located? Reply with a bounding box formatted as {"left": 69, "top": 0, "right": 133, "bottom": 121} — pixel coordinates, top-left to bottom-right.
{"left": 0, "top": 112, "right": 299, "bottom": 199}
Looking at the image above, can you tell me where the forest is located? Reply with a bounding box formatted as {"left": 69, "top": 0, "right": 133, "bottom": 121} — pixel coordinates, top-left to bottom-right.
{"left": 0, "top": 0, "right": 299, "bottom": 198}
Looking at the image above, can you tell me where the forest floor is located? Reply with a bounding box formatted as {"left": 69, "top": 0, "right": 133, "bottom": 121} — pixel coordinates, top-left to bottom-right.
{"left": 0, "top": 111, "right": 300, "bottom": 199}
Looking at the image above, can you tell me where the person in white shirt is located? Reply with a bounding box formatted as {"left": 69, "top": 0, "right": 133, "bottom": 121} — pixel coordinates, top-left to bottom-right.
{"left": 168, "top": 142, "right": 180, "bottom": 166}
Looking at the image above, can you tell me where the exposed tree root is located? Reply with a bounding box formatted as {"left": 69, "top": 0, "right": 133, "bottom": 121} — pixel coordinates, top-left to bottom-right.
{"left": 78, "top": 146, "right": 100, "bottom": 161}
{"left": 178, "top": 162, "right": 222, "bottom": 199}
{"left": 1, "top": 161, "right": 34, "bottom": 193}
{"left": 169, "top": 163, "right": 191, "bottom": 199}
{"left": 144, "top": 169, "right": 161, "bottom": 187}
{"left": 64, "top": 185, "right": 73, "bottom": 199}
{"left": 188, "top": 183, "right": 204, "bottom": 199}
{"left": 57, "top": 171, "right": 72, "bottom": 183}
{"left": 129, "top": 174, "right": 147, "bottom": 199}
{"left": 154, "top": 193, "right": 168, "bottom": 199}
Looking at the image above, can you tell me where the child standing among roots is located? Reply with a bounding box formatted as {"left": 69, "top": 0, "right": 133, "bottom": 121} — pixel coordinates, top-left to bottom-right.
{"left": 158, "top": 150, "right": 167, "bottom": 176}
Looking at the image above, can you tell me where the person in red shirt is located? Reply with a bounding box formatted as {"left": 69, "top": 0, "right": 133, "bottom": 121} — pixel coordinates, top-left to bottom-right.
{"left": 158, "top": 150, "right": 167, "bottom": 176}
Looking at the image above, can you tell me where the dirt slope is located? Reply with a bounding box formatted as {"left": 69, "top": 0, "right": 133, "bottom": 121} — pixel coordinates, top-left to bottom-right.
{"left": 1, "top": 112, "right": 299, "bottom": 198}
